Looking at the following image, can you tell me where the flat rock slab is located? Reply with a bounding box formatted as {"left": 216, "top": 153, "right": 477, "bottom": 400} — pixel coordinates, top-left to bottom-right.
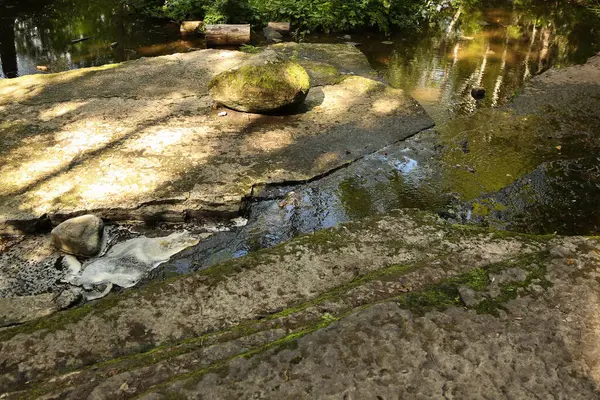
{"left": 0, "top": 293, "right": 58, "bottom": 328}
{"left": 0, "top": 209, "right": 598, "bottom": 398}
{"left": 0, "top": 44, "right": 433, "bottom": 234}
{"left": 511, "top": 54, "right": 600, "bottom": 116}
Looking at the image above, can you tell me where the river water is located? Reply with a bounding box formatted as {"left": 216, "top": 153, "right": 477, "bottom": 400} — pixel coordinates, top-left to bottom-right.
{"left": 2, "top": 0, "right": 600, "bottom": 277}
{"left": 2, "top": 1, "right": 599, "bottom": 122}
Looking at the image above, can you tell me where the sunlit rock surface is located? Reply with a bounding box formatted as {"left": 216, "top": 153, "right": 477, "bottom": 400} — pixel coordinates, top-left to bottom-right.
{"left": 0, "top": 43, "right": 433, "bottom": 234}
{"left": 50, "top": 214, "right": 104, "bottom": 257}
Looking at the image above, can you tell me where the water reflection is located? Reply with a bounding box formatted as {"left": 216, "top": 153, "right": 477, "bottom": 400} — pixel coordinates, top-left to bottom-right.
{"left": 360, "top": 6, "right": 600, "bottom": 123}
{"left": 0, "top": 0, "right": 204, "bottom": 79}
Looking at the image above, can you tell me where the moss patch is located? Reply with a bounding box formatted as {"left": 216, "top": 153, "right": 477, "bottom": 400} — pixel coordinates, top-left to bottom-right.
{"left": 395, "top": 251, "right": 552, "bottom": 316}
{"left": 301, "top": 60, "right": 345, "bottom": 86}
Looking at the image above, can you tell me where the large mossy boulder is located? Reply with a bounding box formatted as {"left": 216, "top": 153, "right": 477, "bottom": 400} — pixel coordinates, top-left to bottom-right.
{"left": 209, "top": 60, "right": 310, "bottom": 113}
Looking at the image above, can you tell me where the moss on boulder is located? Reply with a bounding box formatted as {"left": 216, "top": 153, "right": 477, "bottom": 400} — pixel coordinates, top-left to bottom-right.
{"left": 209, "top": 60, "right": 311, "bottom": 113}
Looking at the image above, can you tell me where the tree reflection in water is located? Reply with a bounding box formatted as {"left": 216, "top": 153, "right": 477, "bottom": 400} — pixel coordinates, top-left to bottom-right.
{"left": 0, "top": 0, "right": 203, "bottom": 78}
{"left": 364, "top": 3, "right": 600, "bottom": 122}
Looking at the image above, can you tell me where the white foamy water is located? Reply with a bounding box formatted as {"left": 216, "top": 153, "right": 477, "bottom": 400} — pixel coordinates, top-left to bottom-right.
{"left": 64, "top": 231, "right": 199, "bottom": 298}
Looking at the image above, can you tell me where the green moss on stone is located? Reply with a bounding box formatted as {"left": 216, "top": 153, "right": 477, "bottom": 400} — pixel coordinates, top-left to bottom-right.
{"left": 209, "top": 60, "right": 310, "bottom": 113}
{"left": 301, "top": 61, "right": 345, "bottom": 86}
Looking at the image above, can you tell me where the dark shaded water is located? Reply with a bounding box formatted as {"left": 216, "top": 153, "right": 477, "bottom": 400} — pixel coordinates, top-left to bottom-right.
{"left": 0, "top": 0, "right": 204, "bottom": 79}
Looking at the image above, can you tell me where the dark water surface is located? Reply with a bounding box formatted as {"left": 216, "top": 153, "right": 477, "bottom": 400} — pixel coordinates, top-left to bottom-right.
{"left": 0, "top": 0, "right": 204, "bottom": 79}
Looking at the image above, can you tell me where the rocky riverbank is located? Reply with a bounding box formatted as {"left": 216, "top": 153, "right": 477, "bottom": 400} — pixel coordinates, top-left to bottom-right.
{"left": 0, "top": 43, "right": 433, "bottom": 323}
{"left": 1, "top": 41, "right": 600, "bottom": 398}
{"left": 1, "top": 209, "right": 599, "bottom": 398}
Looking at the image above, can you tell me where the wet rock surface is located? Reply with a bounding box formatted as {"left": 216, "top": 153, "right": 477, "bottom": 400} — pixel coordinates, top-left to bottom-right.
{"left": 162, "top": 129, "right": 447, "bottom": 273}
{"left": 0, "top": 43, "right": 432, "bottom": 234}
{"left": 65, "top": 231, "right": 201, "bottom": 298}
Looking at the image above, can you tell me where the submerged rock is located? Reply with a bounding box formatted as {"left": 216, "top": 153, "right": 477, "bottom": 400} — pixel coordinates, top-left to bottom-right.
{"left": 263, "top": 26, "right": 283, "bottom": 43}
{"left": 471, "top": 87, "right": 486, "bottom": 99}
{"left": 51, "top": 215, "right": 104, "bottom": 257}
{"left": 209, "top": 60, "right": 310, "bottom": 113}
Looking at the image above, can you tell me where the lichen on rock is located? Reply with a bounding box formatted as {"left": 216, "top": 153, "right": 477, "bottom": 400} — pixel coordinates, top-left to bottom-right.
{"left": 209, "top": 60, "right": 311, "bottom": 113}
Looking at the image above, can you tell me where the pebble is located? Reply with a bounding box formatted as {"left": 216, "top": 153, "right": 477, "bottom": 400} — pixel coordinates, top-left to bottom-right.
{"left": 218, "top": 111, "right": 228, "bottom": 117}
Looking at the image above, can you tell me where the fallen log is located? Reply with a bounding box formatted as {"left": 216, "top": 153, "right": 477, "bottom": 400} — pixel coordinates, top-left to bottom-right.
{"left": 180, "top": 21, "right": 203, "bottom": 36}
{"left": 205, "top": 24, "right": 251, "bottom": 47}
{"left": 267, "top": 22, "right": 291, "bottom": 36}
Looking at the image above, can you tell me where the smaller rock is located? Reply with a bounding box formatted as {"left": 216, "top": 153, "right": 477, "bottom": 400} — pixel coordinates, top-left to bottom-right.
{"left": 36, "top": 65, "right": 48, "bottom": 72}
{"left": 264, "top": 26, "right": 283, "bottom": 43}
{"left": 491, "top": 268, "right": 529, "bottom": 285}
{"left": 471, "top": 87, "right": 486, "bottom": 100}
{"left": 54, "top": 288, "right": 82, "bottom": 309}
{"left": 343, "top": 34, "right": 352, "bottom": 40}
{"left": 51, "top": 215, "right": 104, "bottom": 257}
{"left": 110, "top": 42, "right": 119, "bottom": 49}
{"left": 382, "top": 41, "right": 394, "bottom": 45}
{"left": 218, "top": 111, "right": 228, "bottom": 117}
{"left": 458, "top": 286, "right": 485, "bottom": 307}
{"left": 231, "top": 217, "right": 248, "bottom": 227}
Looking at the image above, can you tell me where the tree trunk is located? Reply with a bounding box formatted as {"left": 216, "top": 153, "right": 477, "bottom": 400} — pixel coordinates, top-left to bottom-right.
{"left": 0, "top": 17, "right": 18, "bottom": 78}
{"left": 205, "top": 24, "right": 251, "bottom": 47}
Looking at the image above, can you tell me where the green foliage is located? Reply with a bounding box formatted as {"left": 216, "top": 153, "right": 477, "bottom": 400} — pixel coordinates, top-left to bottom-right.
{"left": 123, "top": 0, "right": 454, "bottom": 32}
{"left": 251, "top": 0, "right": 451, "bottom": 33}
{"left": 239, "top": 44, "right": 260, "bottom": 53}
{"left": 124, "top": 0, "right": 253, "bottom": 22}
